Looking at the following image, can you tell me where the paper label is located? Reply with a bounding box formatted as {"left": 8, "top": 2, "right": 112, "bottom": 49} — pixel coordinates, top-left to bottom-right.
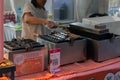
{"left": 12, "top": 47, "right": 48, "bottom": 76}
{"left": 50, "top": 48, "right": 61, "bottom": 74}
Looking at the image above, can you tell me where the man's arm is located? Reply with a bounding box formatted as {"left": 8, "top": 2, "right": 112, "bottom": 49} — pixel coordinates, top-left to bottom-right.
{"left": 23, "top": 12, "right": 47, "bottom": 25}
{"left": 23, "top": 12, "right": 55, "bottom": 28}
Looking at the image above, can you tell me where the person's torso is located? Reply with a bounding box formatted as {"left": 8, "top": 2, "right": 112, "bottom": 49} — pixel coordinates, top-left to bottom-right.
{"left": 22, "top": 2, "right": 47, "bottom": 40}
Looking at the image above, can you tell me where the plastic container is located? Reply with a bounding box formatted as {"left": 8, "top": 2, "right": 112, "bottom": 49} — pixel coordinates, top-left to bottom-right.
{"left": 17, "top": 6, "right": 22, "bottom": 24}
{"left": 59, "top": 2, "right": 68, "bottom": 20}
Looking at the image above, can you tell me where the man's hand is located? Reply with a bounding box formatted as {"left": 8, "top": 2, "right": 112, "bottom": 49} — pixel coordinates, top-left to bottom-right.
{"left": 47, "top": 21, "right": 57, "bottom": 28}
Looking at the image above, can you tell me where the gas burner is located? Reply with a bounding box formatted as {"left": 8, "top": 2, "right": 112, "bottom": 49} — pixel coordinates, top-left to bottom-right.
{"left": 40, "top": 32, "right": 81, "bottom": 43}
{"left": 4, "top": 38, "right": 44, "bottom": 51}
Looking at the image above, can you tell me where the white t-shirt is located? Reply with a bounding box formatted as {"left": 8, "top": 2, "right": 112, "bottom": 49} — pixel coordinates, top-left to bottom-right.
{"left": 21, "top": 2, "right": 47, "bottom": 40}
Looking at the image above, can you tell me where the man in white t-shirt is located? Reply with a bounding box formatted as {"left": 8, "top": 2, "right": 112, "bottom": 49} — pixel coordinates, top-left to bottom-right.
{"left": 21, "top": 0, "right": 55, "bottom": 40}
